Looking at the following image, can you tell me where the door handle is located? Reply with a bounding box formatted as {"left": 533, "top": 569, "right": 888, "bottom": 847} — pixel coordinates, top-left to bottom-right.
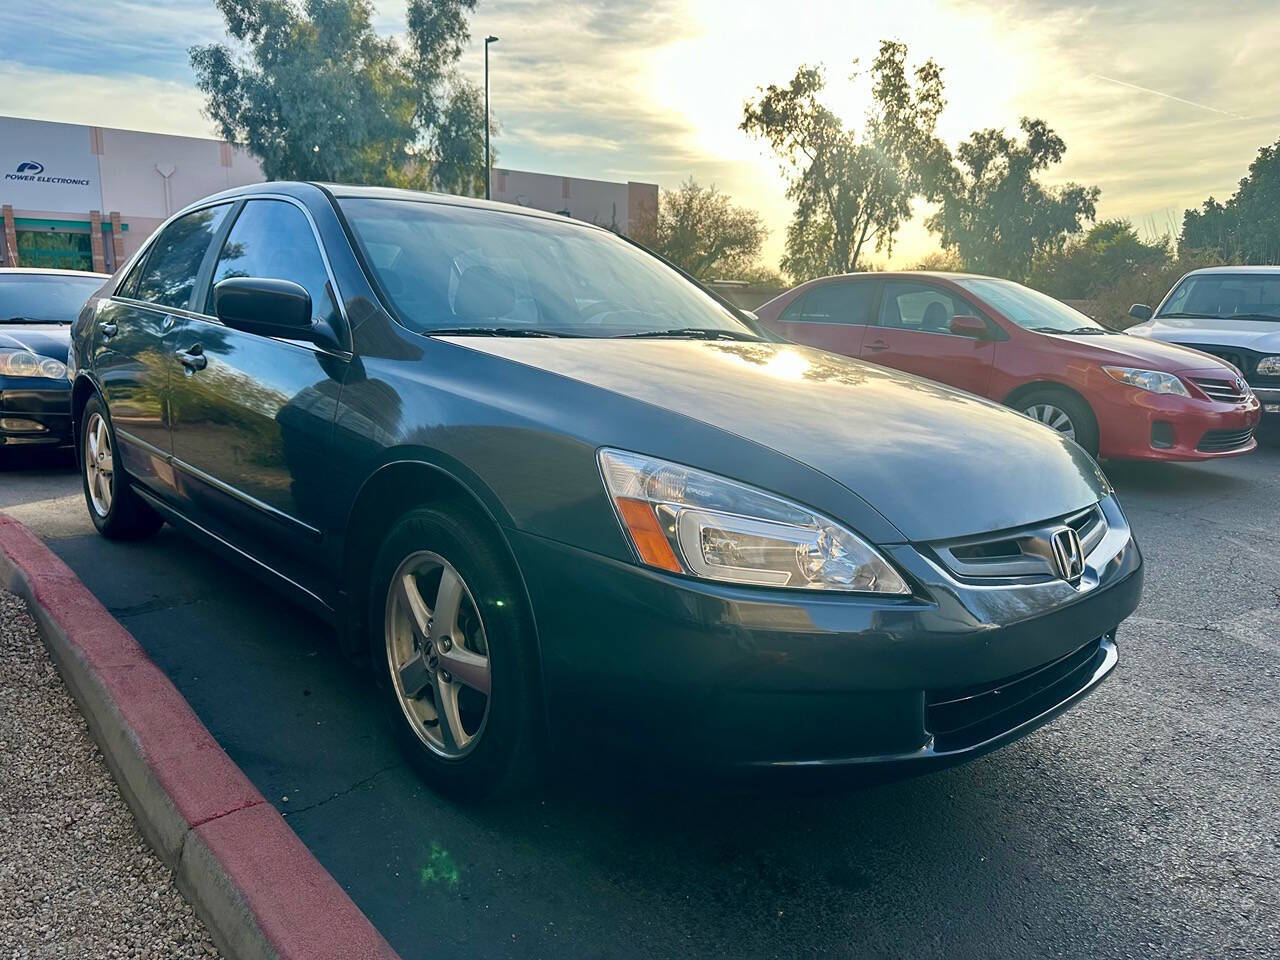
{"left": 865, "top": 339, "right": 889, "bottom": 352}
{"left": 176, "top": 344, "right": 207, "bottom": 372}
{"left": 98, "top": 321, "right": 118, "bottom": 338}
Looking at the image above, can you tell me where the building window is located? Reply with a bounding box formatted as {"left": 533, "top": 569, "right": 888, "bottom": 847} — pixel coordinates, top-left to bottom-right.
{"left": 15, "top": 230, "right": 93, "bottom": 272}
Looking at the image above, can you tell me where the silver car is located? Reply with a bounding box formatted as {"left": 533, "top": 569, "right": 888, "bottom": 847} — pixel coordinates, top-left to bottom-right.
{"left": 1128, "top": 266, "right": 1280, "bottom": 416}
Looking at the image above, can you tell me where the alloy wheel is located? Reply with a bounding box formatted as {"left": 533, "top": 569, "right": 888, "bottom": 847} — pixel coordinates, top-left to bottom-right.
{"left": 384, "top": 551, "right": 492, "bottom": 759}
{"left": 84, "top": 412, "right": 114, "bottom": 517}
{"left": 1025, "top": 403, "right": 1076, "bottom": 441}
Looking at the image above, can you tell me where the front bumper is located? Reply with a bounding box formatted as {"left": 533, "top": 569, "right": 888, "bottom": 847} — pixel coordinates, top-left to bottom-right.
{"left": 1093, "top": 376, "right": 1261, "bottom": 461}
{"left": 0, "top": 378, "right": 73, "bottom": 448}
{"left": 510, "top": 498, "right": 1142, "bottom": 768}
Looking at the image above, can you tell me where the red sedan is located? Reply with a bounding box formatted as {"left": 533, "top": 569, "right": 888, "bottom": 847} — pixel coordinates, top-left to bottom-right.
{"left": 755, "top": 272, "right": 1261, "bottom": 460}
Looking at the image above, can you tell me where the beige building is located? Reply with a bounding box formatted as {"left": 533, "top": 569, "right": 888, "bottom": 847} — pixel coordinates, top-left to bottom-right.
{"left": 1, "top": 114, "right": 659, "bottom": 273}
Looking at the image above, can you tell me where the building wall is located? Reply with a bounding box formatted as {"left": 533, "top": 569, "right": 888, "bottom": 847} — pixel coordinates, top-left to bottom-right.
{"left": 490, "top": 168, "right": 657, "bottom": 236}
{"left": 1, "top": 114, "right": 657, "bottom": 269}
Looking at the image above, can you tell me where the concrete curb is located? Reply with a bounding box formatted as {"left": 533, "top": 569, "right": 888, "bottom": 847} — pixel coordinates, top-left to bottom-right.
{"left": 0, "top": 513, "right": 398, "bottom": 960}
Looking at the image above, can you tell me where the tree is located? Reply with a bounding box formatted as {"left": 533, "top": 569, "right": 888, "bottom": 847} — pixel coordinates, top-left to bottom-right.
{"left": 1182, "top": 139, "right": 1280, "bottom": 263}
{"left": 633, "top": 179, "right": 768, "bottom": 280}
{"left": 741, "top": 41, "right": 948, "bottom": 281}
{"left": 190, "top": 0, "right": 487, "bottom": 194}
{"left": 1029, "top": 219, "right": 1170, "bottom": 300}
{"left": 926, "top": 118, "right": 1099, "bottom": 282}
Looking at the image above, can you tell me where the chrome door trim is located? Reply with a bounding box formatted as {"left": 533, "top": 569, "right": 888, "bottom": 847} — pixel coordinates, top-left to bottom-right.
{"left": 117, "top": 427, "right": 324, "bottom": 541}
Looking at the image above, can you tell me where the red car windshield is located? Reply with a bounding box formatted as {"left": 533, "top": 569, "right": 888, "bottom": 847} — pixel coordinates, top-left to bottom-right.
{"left": 953, "top": 278, "right": 1109, "bottom": 334}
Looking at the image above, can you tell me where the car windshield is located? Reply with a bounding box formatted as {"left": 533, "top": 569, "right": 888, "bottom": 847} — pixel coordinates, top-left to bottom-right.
{"left": 952, "top": 277, "right": 1108, "bottom": 334}
{"left": 1157, "top": 273, "right": 1280, "bottom": 320}
{"left": 0, "top": 274, "right": 104, "bottom": 324}
{"left": 337, "top": 198, "right": 759, "bottom": 339}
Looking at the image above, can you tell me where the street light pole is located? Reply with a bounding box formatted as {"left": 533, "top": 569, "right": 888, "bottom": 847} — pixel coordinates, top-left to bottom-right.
{"left": 484, "top": 35, "right": 499, "bottom": 200}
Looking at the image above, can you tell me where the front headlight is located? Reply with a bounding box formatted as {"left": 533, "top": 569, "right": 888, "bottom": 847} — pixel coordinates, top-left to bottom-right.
{"left": 0, "top": 349, "right": 67, "bottom": 380}
{"left": 598, "top": 449, "right": 909, "bottom": 594}
{"left": 1256, "top": 356, "right": 1280, "bottom": 377}
{"left": 1102, "top": 365, "right": 1189, "bottom": 397}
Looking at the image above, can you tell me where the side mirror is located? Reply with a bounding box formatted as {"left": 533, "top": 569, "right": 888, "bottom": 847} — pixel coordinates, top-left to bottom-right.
{"left": 949, "top": 314, "right": 989, "bottom": 339}
{"left": 213, "top": 277, "right": 314, "bottom": 341}
{"left": 1128, "top": 303, "right": 1153, "bottom": 321}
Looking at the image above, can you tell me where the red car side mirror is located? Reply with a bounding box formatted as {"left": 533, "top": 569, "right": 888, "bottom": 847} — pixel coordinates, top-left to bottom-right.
{"left": 949, "top": 314, "right": 989, "bottom": 339}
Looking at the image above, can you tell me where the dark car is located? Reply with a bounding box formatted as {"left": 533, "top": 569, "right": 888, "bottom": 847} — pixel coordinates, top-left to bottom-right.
{"left": 69, "top": 183, "right": 1143, "bottom": 798}
{"left": 0, "top": 268, "right": 109, "bottom": 456}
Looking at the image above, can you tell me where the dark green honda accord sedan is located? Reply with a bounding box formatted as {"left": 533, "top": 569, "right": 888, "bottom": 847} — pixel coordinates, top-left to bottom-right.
{"left": 68, "top": 182, "right": 1142, "bottom": 798}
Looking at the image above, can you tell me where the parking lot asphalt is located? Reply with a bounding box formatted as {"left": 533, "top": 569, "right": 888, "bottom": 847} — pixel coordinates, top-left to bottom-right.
{"left": 3, "top": 445, "right": 1278, "bottom": 959}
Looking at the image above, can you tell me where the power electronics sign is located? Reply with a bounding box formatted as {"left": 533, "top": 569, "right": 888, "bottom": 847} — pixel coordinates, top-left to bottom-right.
{"left": 0, "top": 118, "right": 102, "bottom": 209}
{"left": 6, "top": 160, "right": 92, "bottom": 188}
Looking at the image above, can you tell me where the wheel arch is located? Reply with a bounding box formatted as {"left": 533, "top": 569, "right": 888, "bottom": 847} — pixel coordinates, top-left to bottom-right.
{"left": 339, "top": 458, "right": 540, "bottom": 669}
{"left": 70, "top": 373, "right": 102, "bottom": 447}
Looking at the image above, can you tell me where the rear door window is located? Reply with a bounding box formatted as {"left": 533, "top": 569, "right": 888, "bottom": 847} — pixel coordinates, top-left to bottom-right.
{"left": 788, "top": 282, "right": 876, "bottom": 324}
{"left": 133, "top": 205, "right": 231, "bottom": 310}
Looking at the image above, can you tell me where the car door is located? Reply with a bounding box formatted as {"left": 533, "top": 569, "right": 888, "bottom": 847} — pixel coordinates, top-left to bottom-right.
{"left": 92, "top": 203, "right": 233, "bottom": 494}
{"left": 771, "top": 279, "right": 878, "bottom": 357}
{"left": 861, "top": 280, "right": 997, "bottom": 395}
{"left": 165, "top": 197, "right": 349, "bottom": 589}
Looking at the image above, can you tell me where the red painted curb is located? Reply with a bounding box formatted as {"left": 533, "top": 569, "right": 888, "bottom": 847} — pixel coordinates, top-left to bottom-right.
{"left": 0, "top": 513, "right": 398, "bottom": 960}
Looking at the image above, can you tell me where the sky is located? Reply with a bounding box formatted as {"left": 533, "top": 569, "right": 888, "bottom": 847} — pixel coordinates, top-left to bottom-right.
{"left": 2, "top": 0, "right": 1278, "bottom": 269}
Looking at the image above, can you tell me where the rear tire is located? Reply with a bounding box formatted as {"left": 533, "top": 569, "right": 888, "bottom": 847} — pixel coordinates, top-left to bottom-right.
{"left": 80, "top": 395, "right": 163, "bottom": 541}
{"left": 1016, "top": 388, "right": 1100, "bottom": 457}
{"left": 367, "top": 504, "right": 542, "bottom": 800}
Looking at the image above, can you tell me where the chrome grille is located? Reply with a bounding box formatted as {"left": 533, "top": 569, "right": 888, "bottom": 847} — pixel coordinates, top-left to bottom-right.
{"left": 932, "top": 504, "right": 1107, "bottom": 581}
{"left": 1191, "top": 377, "right": 1250, "bottom": 403}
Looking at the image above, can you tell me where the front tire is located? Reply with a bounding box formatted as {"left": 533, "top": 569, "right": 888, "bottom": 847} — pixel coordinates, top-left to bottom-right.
{"left": 80, "top": 395, "right": 163, "bottom": 541}
{"left": 1017, "top": 388, "right": 1100, "bottom": 457}
{"left": 368, "top": 505, "right": 542, "bottom": 800}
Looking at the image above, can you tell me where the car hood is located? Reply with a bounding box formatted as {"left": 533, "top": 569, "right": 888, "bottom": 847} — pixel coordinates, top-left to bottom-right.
{"left": 0, "top": 323, "right": 71, "bottom": 360}
{"left": 1128, "top": 316, "right": 1280, "bottom": 354}
{"left": 448, "top": 337, "right": 1109, "bottom": 542}
{"left": 1039, "top": 330, "right": 1233, "bottom": 371}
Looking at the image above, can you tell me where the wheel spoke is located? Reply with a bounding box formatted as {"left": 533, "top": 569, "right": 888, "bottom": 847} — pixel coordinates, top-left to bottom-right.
{"left": 398, "top": 650, "right": 433, "bottom": 699}
{"left": 87, "top": 425, "right": 99, "bottom": 459}
{"left": 96, "top": 419, "right": 108, "bottom": 459}
{"left": 397, "top": 573, "right": 432, "bottom": 638}
{"left": 433, "top": 676, "right": 466, "bottom": 752}
{"left": 438, "top": 644, "right": 490, "bottom": 696}
{"left": 431, "top": 566, "right": 464, "bottom": 639}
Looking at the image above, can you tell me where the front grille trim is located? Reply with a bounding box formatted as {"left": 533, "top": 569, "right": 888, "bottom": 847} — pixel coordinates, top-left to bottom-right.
{"left": 931, "top": 504, "right": 1107, "bottom": 581}
{"left": 1191, "top": 376, "right": 1249, "bottom": 402}
{"left": 1197, "top": 426, "right": 1255, "bottom": 452}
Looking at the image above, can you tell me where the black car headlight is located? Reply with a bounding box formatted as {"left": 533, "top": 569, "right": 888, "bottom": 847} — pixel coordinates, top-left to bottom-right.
{"left": 0, "top": 348, "right": 67, "bottom": 380}
{"left": 598, "top": 448, "right": 908, "bottom": 594}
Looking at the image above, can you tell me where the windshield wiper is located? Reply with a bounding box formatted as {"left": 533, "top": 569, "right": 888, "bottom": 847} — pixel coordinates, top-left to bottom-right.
{"left": 426, "top": 327, "right": 583, "bottom": 338}
{"left": 614, "top": 327, "right": 762, "bottom": 342}
{"left": 2, "top": 315, "right": 66, "bottom": 325}
{"left": 1156, "top": 312, "right": 1215, "bottom": 319}
{"left": 1225, "top": 313, "right": 1280, "bottom": 321}
{"left": 1063, "top": 326, "right": 1110, "bottom": 334}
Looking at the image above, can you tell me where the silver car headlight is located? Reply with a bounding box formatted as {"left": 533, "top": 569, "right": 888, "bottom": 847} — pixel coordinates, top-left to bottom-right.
{"left": 1256, "top": 356, "right": 1280, "bottom": 377}
{"left": 1102, "top": 365, "right": 1189, "bottom": 397}
{"left": 598, "top": 449, "right": 909, "bottom": 594}
{"left": 0, "top": 349, "right": 67, "bottom": 380}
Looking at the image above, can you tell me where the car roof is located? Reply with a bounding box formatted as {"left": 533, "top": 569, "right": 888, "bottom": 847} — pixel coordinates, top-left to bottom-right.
{"left": 0, "top": 267, "right": 110, "bottom": 279}
{"left": 1182, "top": 265, "right": 1280, "bottom": 275}
{"left": 185, "top": 180, "right": 606, "bottom": 232}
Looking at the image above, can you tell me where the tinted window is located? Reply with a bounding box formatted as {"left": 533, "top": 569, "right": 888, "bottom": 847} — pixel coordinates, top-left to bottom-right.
{"left": 134, "top": 205, "right": 230, "bottom": 309}
{"left": 1159, "top": 273, "right": 1280, "bottom": 320}
{"left": 0, "top": 274, "right": 105, "bottom": 324}
{"left": 337, "top": 198, "right": 756, "bottom": 339}
{"left": 786, "top": 282, "right": 876, "bottom": 324}
{"left": 879, "top": 281, "right": 974, "bottom": 334}
{"left": 206, "top": 200, "right": 338, "bottom": 324}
